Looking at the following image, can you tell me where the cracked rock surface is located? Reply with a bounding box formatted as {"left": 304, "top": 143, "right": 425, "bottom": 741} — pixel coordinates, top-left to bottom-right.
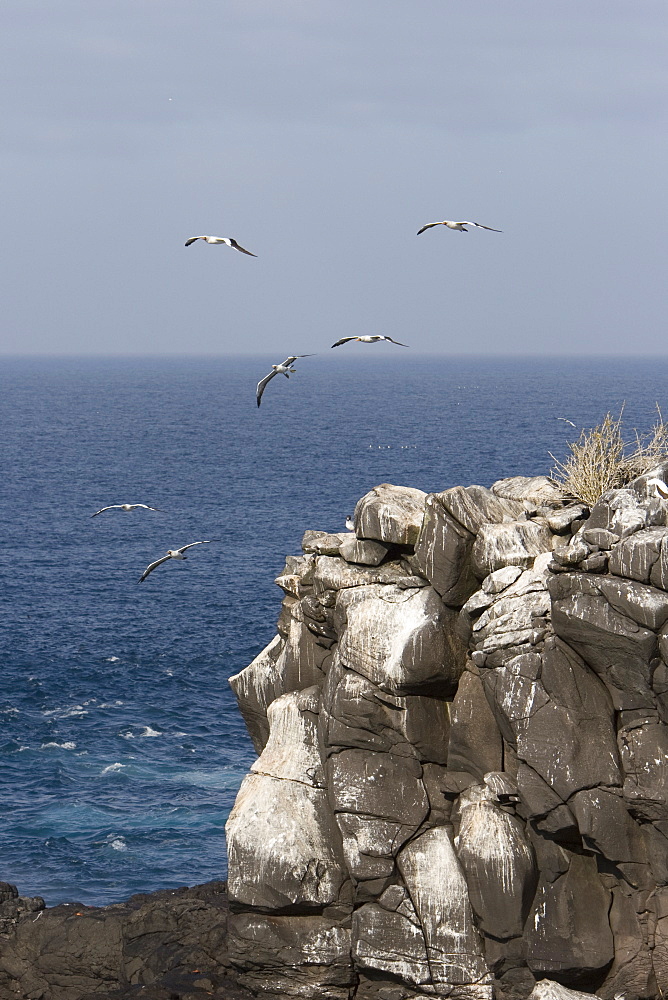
{"left": 227, "top": 469, "right": 668, "bottom": 1000}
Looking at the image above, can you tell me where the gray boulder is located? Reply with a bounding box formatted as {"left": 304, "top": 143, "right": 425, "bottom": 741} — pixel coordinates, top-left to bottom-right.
{"left": 413, "top": 493, "right": 479, "bottom": 606}
{"left": 353, "top": 483, "right": 427, "bottom": 547}
{"left": 455, "top": 783, "right": 538, "bottom": 940}
{"left": 471, "top": 521, "right": 553, "bottom": 578}
{"left": 524, "top": 854, "right": 613, "bottom": 982}
{"left": 338, "top": 535, "right": 389, "bottom": 566}
{"left": 226, "top": 688, "right": 349, "bottom": 911}
{"left": 491, "top": 476, "right": 565, "bottom": 505}
{"left": 336, "top": 583, "right": 467, "bottom": 695}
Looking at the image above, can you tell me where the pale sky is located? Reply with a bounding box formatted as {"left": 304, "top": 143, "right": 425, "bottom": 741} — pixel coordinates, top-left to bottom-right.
{"left": 1, "top": 1, "right": 666, "bottom": 355}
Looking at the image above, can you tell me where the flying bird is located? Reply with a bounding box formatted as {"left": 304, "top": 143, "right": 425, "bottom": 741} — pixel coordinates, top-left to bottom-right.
{"left": 330, "top": 336, "right": 408, "bottom": 348}
{"left": 91, "top": 503, "right": 165, "bottom": 518}
{"left": 184, "top": 236, "right": 257, "bottom": 256}
{"left": 256, "top": 355, "right": 314, "bottom": 408}
{"left": 647, "top": 478, "right": 668, "bottom": 500}
{"left": 138, "top": 541, "right": 214, "bottom": 583}
{"left": 417, "top": 220, "right": 502, "bottom": 235}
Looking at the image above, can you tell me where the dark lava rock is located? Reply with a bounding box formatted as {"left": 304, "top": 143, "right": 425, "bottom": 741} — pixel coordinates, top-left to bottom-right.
{"left": 0, "top": 881, "right": 252, "bottom": 1000}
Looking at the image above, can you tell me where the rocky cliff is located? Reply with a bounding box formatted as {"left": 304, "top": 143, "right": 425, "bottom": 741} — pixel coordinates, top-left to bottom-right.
{"left": 226, "top": 470, "right": 668, "bottom": 1000}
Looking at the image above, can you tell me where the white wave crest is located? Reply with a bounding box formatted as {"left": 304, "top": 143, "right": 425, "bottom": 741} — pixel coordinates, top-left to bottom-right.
{"left": 139, "top": 726, "right": 162, "bottom": 737}
{"left": 43, "top": 705, "right": 88, "bottom": 719}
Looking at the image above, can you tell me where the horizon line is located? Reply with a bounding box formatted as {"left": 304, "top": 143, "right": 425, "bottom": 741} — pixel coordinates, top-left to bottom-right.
{"left": 3, "top": 351, "right": 668, "bottom": 360}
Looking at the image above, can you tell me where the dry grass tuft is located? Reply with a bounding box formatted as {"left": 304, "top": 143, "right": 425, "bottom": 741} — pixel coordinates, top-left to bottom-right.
{"left": 550, "top": 405, "right": 668, "bottom": 506}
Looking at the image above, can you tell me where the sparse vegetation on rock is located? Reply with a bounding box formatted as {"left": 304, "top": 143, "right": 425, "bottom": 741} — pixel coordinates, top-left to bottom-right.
{"left": 551, "top": 405, "right": 668, "bottom": 504}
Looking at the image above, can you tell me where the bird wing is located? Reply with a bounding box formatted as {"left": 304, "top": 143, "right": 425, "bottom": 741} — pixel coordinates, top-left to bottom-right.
{"left": 385, "top": 337, "right": 409, "bottom": 347}
{"left": 91, "top": 505, "right": 119, "bottom": 517}
{"left": 256, "top": 370, "right": 278, "bottom": 406}
{"left": 177, "top": 540, "right": 213, "bottom": 554}
{"left": 330, "top": 337, "right": 357, "bottom": 348}
{"left": 283, "top": 355, "right": 315, "bottom": 365}
{"left": 139, "top": 505, "right": 166, "bottom": 512}
{"left": 461, "top": 222, "right": 503, "bottom": 232}
{"left": 184, "top": 237, "right": 202, "bottom": 246}
{"left": 138, "top": 554, "right": 171, "bottom": 583}
{"left": 228, "top": 239, "right": 257, "bottom": 257}
{"left": 416, "top": 223, "right": 441, "bottom": 235}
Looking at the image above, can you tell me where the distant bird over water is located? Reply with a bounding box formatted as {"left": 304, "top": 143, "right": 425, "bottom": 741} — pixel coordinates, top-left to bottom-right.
{"left": 184, "top": 235, "right": 257, "bottom": 256}
{"left": 647, "top": 478, "right": 668, "bottom": 499}
{"left": 256, "top": 355, "right": 314, "bottom": 407}
{"left": 417, "top": 220, "right": 502, "bottom": 235}
{"left": 91, "top": 503, "right": 165, "bottom": 518}
{"left": 331, "top": 336, "right": 408, "bottom": 348}
{"left": 138, "top": 541, "right": 214, "bottom": 583}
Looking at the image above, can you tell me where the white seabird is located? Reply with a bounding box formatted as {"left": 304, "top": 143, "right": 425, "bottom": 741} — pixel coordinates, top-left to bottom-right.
{"left": 92, "top": 503, "right": 165, "bottom": 518}
{"left": 417, "top": 220, "right": 502, "bottom": 235}
{"left": 331, "top": 336, "right": 408, "bottom": 348}
{"left": 256, "top": 355, "right": 314, "bottom": 407}
{"left": 184, "top": 235, "right": 257, "bottom": 256}
{"left": 138, "top": 541, "right": 214, "bottom": 584}
{"left": 647, "top": 478, "right": 668, "bottom": 499}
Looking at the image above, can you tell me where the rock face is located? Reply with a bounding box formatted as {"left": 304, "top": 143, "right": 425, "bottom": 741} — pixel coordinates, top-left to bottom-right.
{"left": 227, "top": 471, "right": 668, "bottom": 1000}
{"left": 0, "top": 881, "right": 251, "bottom": 1000}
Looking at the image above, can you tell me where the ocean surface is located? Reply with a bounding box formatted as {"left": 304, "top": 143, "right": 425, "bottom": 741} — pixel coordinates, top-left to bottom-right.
{"left": 2, "top": 353, "right": 667, "bottom": 907}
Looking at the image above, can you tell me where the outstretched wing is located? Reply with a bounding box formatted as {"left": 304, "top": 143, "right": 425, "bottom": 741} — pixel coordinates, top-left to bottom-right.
{"left": 229, "top": 239, "right": 257, "bottom": 257}
{"left": 138, "top": 554, "right": 171, "bottom": 583}
{"left": 461, "top": 222, "right": 502, "bottom": 232}
{"left": 139, "top": 504, "right": 166, "bottom": 512}
{"left": 417, "top": 223, "right": 441, "bottom": 235}
{"left": 283, "top": 354, "right": 315, "bottom": 365}
{"left": 184, "top": 237, "right": 203, "bottom": 246}
{"left": 330, "top": 337, "right": 357, "bottom": 348}
{"left": 385, "top": 337, "right": 409, "bottom": 347}
{"left": 91, "top": 505, "right": 119, "bottom": 517}
{"left": 256, "top": 370, "right": 277, "bottom": 406}
{"left": 177, "top": 540, "right": 213, "bottom": 554}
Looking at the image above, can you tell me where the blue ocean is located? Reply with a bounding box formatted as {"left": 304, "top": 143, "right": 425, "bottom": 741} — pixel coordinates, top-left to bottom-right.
{"left": 2, "top": 354, "right": 667, "bottom": 906}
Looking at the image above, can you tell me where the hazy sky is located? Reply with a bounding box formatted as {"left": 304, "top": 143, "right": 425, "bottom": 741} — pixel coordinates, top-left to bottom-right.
{"left": 2, "top": 1, "right": 666, "bottom": 356}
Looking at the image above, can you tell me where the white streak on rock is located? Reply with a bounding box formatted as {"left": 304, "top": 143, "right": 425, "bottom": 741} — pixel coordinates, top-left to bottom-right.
{"left": 398, "top": 827, "right": 490, "bottom": 985}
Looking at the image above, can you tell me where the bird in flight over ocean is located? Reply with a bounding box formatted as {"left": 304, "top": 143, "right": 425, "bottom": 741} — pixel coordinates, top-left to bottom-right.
{"left": 647, "top": 478, "right": 668, "bottom": 500}
{"left": 138, "top": 541, "right": 214, "bottom": 583}
{"left": 417, "top": 220, "right": 502, "bottom": 235}
{"left": 256, "top": 355, "right": 314, "bottom": 408}
{"left": 184, "top": 235, "right": 257, "bottom": 256}
{"left": 331, "top": 336, "right": 408, "bottom": 348}
{"left": 91, "top": 503, "right": 165, "bottom": 518}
